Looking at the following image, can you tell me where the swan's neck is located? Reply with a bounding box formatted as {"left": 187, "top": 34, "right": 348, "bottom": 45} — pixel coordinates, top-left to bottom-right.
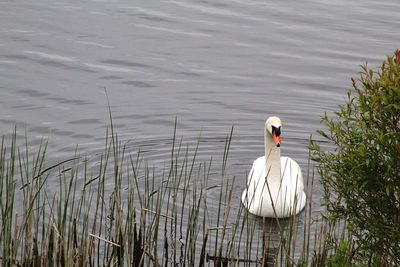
{"left": 264, "top": 132, "right": 281, "bottom": 181}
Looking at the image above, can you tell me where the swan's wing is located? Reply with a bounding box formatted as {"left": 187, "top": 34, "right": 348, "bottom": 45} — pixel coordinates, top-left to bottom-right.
{"left": 247, "top": 156, "right": 265, "bottom": 185}
{"left": 281, "top": 157, "right": 303, "bottom": 190}
{"left": 280, "top": 156, "right": 306, "bottom": 213}
{"left": 241, "top": 156, "right": 265, "bottom": 206}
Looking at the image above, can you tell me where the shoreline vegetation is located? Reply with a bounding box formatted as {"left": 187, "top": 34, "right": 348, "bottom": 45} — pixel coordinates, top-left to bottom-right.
{"left": 310, "top": 49, "right": 400, "bottom": 266}
{"left": 1, "top": 50, "right": 399, "bottom": 266}
{"left": 0, "top": 123, "right": 337, "bottom": 266}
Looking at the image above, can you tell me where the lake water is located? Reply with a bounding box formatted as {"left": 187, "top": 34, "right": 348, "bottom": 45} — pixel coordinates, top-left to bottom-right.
{"left": 1, "top": 0, "right": 399, "bottom": 261}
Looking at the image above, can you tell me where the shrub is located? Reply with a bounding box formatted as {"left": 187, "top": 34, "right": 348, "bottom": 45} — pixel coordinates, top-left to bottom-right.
{"left": 311, "top": 50, "right": 400, "bottom": 265}
{"left": 326, "top": 240, "right": 358, "bottom": 267}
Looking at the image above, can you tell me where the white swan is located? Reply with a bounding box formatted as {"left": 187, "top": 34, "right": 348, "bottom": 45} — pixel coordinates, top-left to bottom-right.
{"left": 241, "top": 116, "right": 306, "bottom": 218}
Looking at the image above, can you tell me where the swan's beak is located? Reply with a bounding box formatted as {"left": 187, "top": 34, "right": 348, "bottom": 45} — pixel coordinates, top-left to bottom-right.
{"left": 272, "top": 131, "right": 281, "bottom": 147}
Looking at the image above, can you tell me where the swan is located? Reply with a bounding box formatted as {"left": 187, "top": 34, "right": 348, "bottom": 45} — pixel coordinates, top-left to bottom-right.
{"left": 241, "top": 116, "right": 306, "bottom": 218}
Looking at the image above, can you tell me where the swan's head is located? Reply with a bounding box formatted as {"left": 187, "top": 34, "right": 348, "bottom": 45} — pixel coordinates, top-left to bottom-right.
{"left": 265, "top": 116, "right": 282, "bottom": 147}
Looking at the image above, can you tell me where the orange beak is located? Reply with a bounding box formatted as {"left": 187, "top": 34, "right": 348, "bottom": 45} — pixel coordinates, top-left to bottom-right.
{"left": 272, "top": 131, "right": 281, "bottom": 147}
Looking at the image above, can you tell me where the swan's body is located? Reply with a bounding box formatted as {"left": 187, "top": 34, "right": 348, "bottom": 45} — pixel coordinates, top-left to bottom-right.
{"left": 241, "top": 117, "right": 306, "bottom": 218}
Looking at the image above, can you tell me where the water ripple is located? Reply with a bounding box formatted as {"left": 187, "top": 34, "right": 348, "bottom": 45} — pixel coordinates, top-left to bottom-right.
{"left": 23, "top": 50, "right": 78, "bottom": 62}
{"left": 165, "top": 0, "right": 265, "bottom": 21}
{"left": 84, "top": 63, "right": 146, "bottom": 73}
{"left": 134, "top": 23, "right": 211, "bottom": 37}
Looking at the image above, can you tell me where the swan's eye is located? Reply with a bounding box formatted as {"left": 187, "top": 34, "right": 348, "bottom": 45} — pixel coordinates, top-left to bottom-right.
{"left": 272, "top": 126, "right": 281, "bottom": 136}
